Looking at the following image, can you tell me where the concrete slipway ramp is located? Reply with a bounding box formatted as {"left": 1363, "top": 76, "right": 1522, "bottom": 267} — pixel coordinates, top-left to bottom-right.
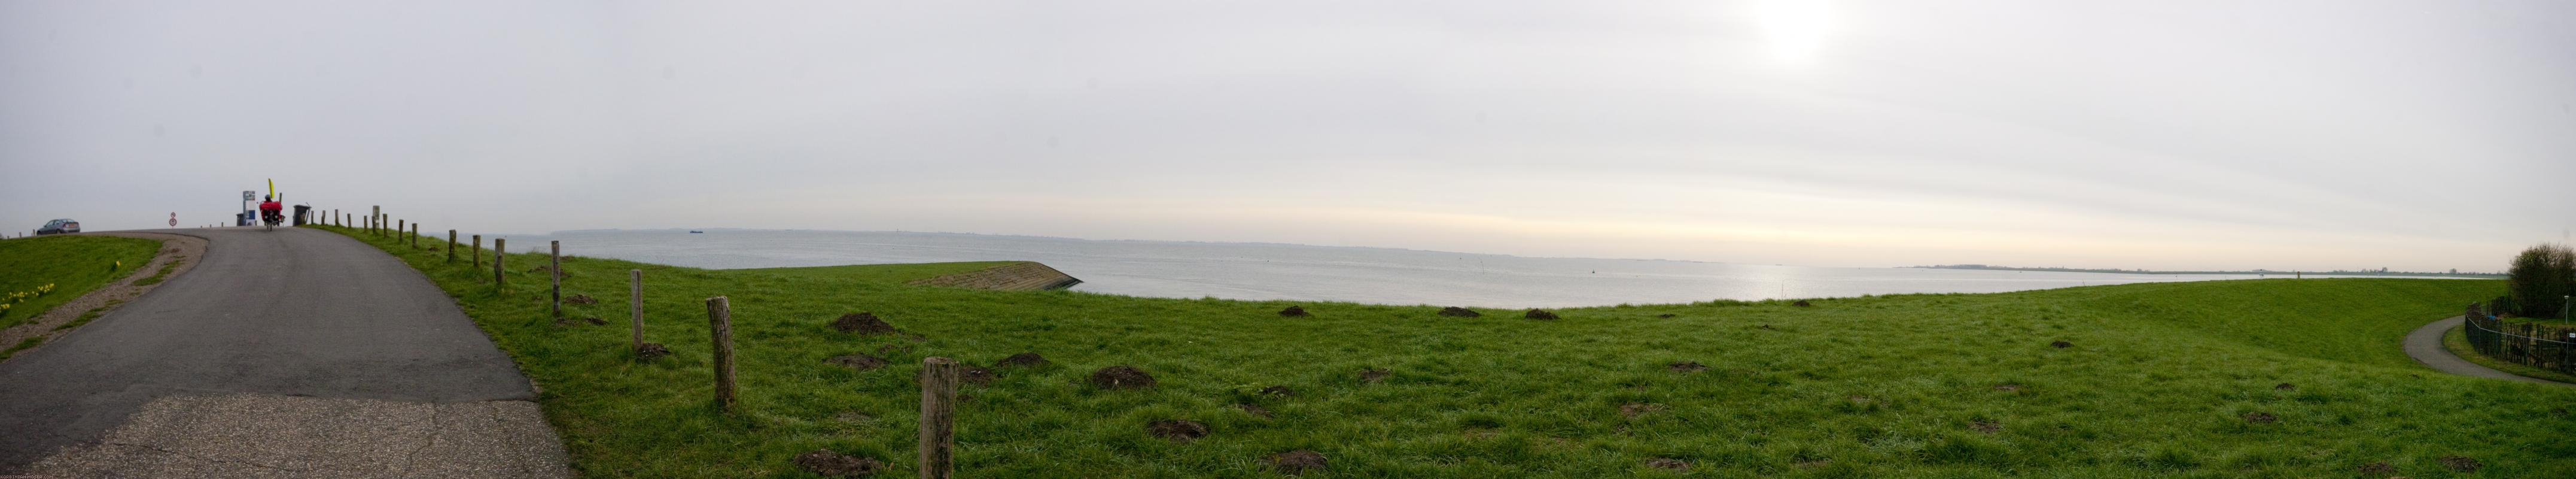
{"left": 0, "top": 227, "right": 568, "bottom": 477}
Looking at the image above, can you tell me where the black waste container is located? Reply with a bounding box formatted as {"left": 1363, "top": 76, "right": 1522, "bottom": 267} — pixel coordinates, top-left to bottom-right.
{"left": 293, "top": 205, "right": 311, "bottom": 226}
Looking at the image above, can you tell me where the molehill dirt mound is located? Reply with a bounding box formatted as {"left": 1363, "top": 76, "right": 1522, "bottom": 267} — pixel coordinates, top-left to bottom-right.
{"left": 1668, "top": 361, "right": 1709, "bottom": 373}
{"left": 1236, "top": 403, "right": 1273, "bottom": 418}
{"left": 1619, "top": 402, "right": 1667, "bottom": 418}
{"left": 1268, "top": 450, "right": 1327, "bottom": 475}
{"left": 533, "top": 265, "right": 573, "bottom": 278}
{"left": 1645, "top": 458, "right": 1689, "bottom": 471}
{"left": 831, "top": 313, "right": 896, "bottom": 334}
{"left": 1992, "top": 383, "right": 2024, "bottom": 392}
{"left": 2274, "top": 383, "right": 2296, "bottom": 391}
{"left": 2440, "top": 455, "right": 2481, "bottom": 472}
{"left": 961, "top": 364, "right": 995, "bottom": 385}
{"left": 791, "top": 450, "right": 884, "bottom": 478}
{"left": 998, "top": 352, "right": 1049, "bottom": 367}
{"left": 1437, "top": 307, "right": 1480, "bottom": 317}
{"left": 1971, "top": 419, "right": 2002, "bottom": 433}
{"left": 635, "top": 342, "right": 672, "bottom": 361}
{"left": 1260, "top": 385, "right": 1296, "bottom": 397}
{"left": 1278, "top": 305, "right": 1311, "bottom": 317}
{"left": 1146, "top": 419, "right": 1210, "bottom": 442}
{"left": 1792, "top": 300, "right": 1812, "bottom": 307}
{"left": 1359, "top": 369, "right": 1390, "bottom": 384}
{"left": 553, "top": 317, "right": 607, "bottom": 327}
{"left": 565, "top": 294, "right": 598, "bottom": 305}
{"left": 827, "top": 354, "right": 890, "bottom": 371}
{"left": 2243, "top": 412, "right": 2277, "bottom": 424}
{"left": 2356, "top": 461, "right": 2396, "bottom": 474}
{"left": 1524, "top": 309, "right": 1560, "bottom": 320}
{"left": 1655, "top": 313, "right": 1676, "bottom": 319}
{"left": 1090, "top": 365, "right": 1156, "bottom": 389}
{"left": 2050, "top": 340, "right": 2073, "bottom": 348}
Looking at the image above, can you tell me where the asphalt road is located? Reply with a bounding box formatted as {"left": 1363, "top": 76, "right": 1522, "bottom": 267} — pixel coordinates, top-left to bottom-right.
{"left": 2403, "top": 316, "right": 2574, "bottom": 388}
{"left": 0, "top": 227, "right": 555, "bottom": 471}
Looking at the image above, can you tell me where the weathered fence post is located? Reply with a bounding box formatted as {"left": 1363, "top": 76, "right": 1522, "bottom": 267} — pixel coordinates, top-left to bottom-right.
{"left": 631, "top": 269, "right": 644, "bottom": 351}
{"left": 447, "top": 230, "right": 458, "bottom": 262}
{"left": 920, "top": 357, "right": 960, "bottom": 479}
{"left": 411, "top": 223, "right": 419, "bottom": 248}
{"left": 550, "top": 241, "right": 562, "bottom": 319}
{"left": 371, "top": 206, "right": 379, "bottom": 235}
{"left": 472, "top": 235, "right": 483, "bottom": 269}
{"left": 397, "top": 219, "right": 404, "bottom": 240}
{"left": 494, "top": 238, "right": 506, "bottom": 287}
{"left": 707, "top": 296, "right": 738, "bottom": 412}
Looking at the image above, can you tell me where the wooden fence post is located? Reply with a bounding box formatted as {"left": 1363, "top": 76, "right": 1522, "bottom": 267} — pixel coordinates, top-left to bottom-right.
{"left": 920, "top": 357, "right": 960, "bottom": 479}
{"left": 397, "top": 219, "right": 404, "bottom": 240}
{"left": 472, "top": 235, "right": 483, "bottom": 269}
{"left": 411, "top": 223, "right": 419, "bottom": 248}
{"left": 447, "top": 230, "right": 458, "bottom": 262}
{"left": 494, "top": 238, "right": 506, "bottom": 287}
{"left": 631, "top": 269, "right": 644, "bottom": 351}
{"left": 550, "top": 241, "right": 562, "bottom": 319}
{"left": 707, "top": 296, "right": 738, "bottom": 411}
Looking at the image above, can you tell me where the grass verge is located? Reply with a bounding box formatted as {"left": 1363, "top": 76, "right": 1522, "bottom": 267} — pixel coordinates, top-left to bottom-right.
{"left": 2443, "top": 324, "right": 2576, "bottom": 384}
{"left": 0, "top": 235, "right": 158, "bottom": 330}
{"left": 322, "top": 225, "right": 2576, "bottom": 478}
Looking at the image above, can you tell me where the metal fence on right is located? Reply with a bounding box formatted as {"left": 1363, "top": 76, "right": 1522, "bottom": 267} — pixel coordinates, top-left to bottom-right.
{"left": 2464, "top": 303, "right": 2576, "bottom": 375}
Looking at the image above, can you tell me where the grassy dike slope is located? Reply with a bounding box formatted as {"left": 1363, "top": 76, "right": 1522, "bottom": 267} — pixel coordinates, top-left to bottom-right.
{"left": 0, "top": 235, "right": 157, "bottom": 331}
{"left": 319, "top": 226, "right": 2572, "bottom": 478}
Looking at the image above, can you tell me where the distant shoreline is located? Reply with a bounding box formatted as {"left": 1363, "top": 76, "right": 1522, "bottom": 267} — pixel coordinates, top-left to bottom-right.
{"left": 1908, "top": 265, "right": 2501, "bottom": 278}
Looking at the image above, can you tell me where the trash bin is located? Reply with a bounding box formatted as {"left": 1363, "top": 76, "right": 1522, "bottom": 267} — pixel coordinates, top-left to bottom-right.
{"left": 293, "top": 205, "right": 311, "bottom": 226}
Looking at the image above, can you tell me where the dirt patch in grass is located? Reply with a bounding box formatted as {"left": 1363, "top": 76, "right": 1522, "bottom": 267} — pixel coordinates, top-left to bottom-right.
{"left": 1437, "top": 307, "right": 1479, "bottom": 317}
{"left": 2356, "top": 461, "right": 2395, "bottom": 474}
{"left": 1278, "top": 305, "right": 1310, "bottom": 317}
{"left": 1359, "top": 368, "right": 1390, "bottom": 384}
{"left": 1235, "top": 403, "right": 1272, "bottom": 418}
{"left": 1146, "top": 419, "right": 1210, "bottom": 442}
{"left": 2243, "top": 412, "right": 2277, "bottom": 424}
{"left": 2440, "top": 454, "right": 2480, "bottom": 472}
{"left": 1645, "top": 458, "right": 1689, "bottom": 471}
{"left": 1524, "top": 309, "right": 1560, "bottom": 320}
{"left": 2274, "top": 383, "right": 2295, "bottom": 391}
{"left": 1267, "top": 450, "right": 1327, "bottom": 475}
{"left": 2050, "top": 340, "right": 2072, "bottom": 348}
{"left": 827, "top": 354, "right": 890, "bottom": 371}
{"left": 553, "top": 317, "right": 607, "bottom": 327}
{"left": 1619, "top": 402, "right": 1667, "bottom": 418}
{"left": 1668, "top": 361, "right": 1708, "bottom": 373}
{"left": 1993, "top": 383, "right": 2024, "bottom": 392}
{"left": 790, "top": 450, "right": 884, "bottom": 478}
{"left": 961, "top": 364, "right": 995, "bottom": 385}
{"left": 1655, "top": 313, "right": 1676, "bottom": 318}
{"left": 998, "top": 352, "right": 1048, "bottom": 367}
{"left": 1793, "top": 300, "right": 1811, "bottom": 307}
{"left": 1090, "top": 365, "right": 1155, "bottom": 389}
{"left": 1260, "top": 385, "right": 1296, "bottom": 397}
{"left": 635, "top": 342, "right": 671, "bottom": 361}
{"left": 1971, "top": 419, "right": 2002, "bottom": 433}
{"left": 830, "top": 312, "right": 897, "bottom": 334}
{"left": 565, "top": 294, "right": 597, "bottom": 305}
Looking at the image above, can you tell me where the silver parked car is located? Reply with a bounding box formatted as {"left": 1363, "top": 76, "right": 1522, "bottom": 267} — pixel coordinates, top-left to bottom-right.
{"left": 36, "top": 219, "right": 79, "bottom": 235}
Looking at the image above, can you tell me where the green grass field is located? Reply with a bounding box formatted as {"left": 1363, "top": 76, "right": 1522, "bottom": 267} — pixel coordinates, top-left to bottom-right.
{"left": 0, "top": 235, "right": 157, "bottom": 331}
{"left": 323, "top": 225, "right": 2575, "bottom": 478}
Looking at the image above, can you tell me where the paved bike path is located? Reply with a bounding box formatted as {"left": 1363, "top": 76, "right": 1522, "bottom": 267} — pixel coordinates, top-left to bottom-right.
{"left": 2402, "top": 316, "right": 2574, "bottom": 388}
{"left": 0, "top": 227, "right": 568, "bottom": 476}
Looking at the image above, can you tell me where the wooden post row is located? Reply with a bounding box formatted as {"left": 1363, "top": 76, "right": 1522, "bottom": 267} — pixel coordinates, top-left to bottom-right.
{"left": 630, "top": 269, "right": 644, "bottom": 352}
{"left": 472, "top": 235, "right": 483, "bottom": 269}
{"left": 447, "top": 230, "right": 458, "bottom": 262}
{"left": 920, "top": 357, "right": 960, "bottom": 479}
{"left": 550, "top": 241, "right": 562, "bottom": 319}
{"left": 707, "top": 296, "right": 738, "bottom": 411}
{"left": 494, "top": 238, "right": 506, "bottom": 287}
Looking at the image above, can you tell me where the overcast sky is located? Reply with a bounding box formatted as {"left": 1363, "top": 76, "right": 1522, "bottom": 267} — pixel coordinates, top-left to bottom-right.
{"left": 4, "top": 1, "right": 2569, "bottom": 271}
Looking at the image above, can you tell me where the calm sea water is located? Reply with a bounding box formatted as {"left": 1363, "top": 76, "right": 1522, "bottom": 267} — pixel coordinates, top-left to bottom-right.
{"left": 518, "top": 229, "right": 2360, "bottom": 308}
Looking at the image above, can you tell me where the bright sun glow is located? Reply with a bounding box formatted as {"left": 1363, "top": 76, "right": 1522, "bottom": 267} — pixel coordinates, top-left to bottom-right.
{"left": 1754, "top": 0, "right": 1837, "bottom": 62}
